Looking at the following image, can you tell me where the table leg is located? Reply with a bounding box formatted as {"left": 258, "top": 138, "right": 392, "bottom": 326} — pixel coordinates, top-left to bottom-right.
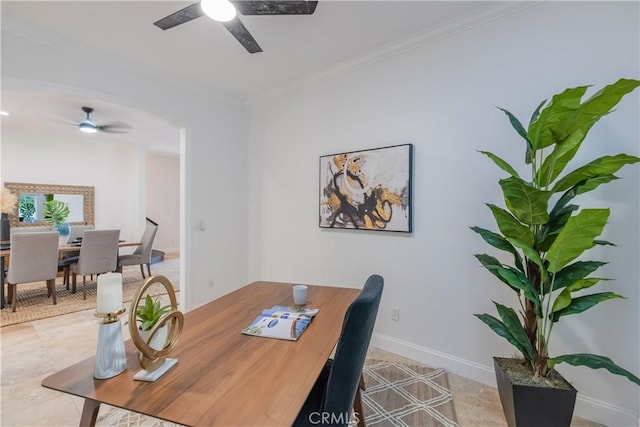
{"left": 79, "top": 398, "right": 101, "bottom": 427}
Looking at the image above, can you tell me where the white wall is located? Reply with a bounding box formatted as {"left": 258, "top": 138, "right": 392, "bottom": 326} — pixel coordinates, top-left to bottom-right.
{"left": 1, "top": 138, "right": 182, "bottom": 253}
{"left": 147, "top": 152, "right": 180, "bottom": 253}
{"left": 247, "top": 2, "right": 639, "bottom": 425}
{"left": 1, "top": 133, "right": 141, "bottom": 240}
{"left": 1, "top": 22, "right": 249, "bottom": 310}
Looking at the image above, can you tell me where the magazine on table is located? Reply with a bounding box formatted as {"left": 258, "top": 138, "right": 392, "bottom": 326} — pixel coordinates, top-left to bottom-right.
{"left": 242, "top": 305, "right": 320, "bottom": 341}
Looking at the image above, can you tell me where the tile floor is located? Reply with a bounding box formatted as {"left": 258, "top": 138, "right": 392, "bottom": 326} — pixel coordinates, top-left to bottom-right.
{"left": 1, "top": 256, "right": 602, "bottom": 426}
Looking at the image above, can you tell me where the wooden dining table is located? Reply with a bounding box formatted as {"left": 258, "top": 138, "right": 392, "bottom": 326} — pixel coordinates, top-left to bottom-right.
{"left": 0, "top": 241, "right": 141, "bottom": 309}
{"left": 41, "top": 280, "right": 360, "bottom": 426}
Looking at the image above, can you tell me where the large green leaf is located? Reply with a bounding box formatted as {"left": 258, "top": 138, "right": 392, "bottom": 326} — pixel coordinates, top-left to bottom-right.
{"left": 572, "top": 174, "right": 619, "bottom": 195}
{"left": 525, "top": 145, "right": 534, "bottom": 165}
{"left": 551, "top": 292, "right": 623, "bottom": 321}
{"left": 536, "top": 204, "right": 579, "bottom": 252}
{"left": 529, "top": 99, "right": 547, "bottom": 126}
{"left": 525, "top": 99, "right": 548, "bottom": 165}
{"left": 470, "top": 227, "right": 525, "bottom": 272}
{"left": 474, "top": 254, "right": 521, "bottom": 293}
{"left": 494, "top": 302, "right": 535, "bottom": 360}
{"left": 537, "top": 129, "right": 585, "bottom": 187}
{"left": 474, "top": 254, "right": 517, "bottom": 290}
{"left": 506, "top": 237, "right": 546, "bottom": 278}
{"left": 43, "top": 200, "right": 70, "bottom": 225}
{"left": 550, "top": 175, "right": 619, "bottom": 215}
{"left": 551, "top": 288, "right": 571, "bottom": 313}
{"left": 551, "top": 278, "right": 606, "bottom": 313}
{"left": 494, "top": 267, "right": 542, "bottom": 316}
{"left": 529, "top": 79, "right": 640, "bottom": 152}
{"left": 474, "top": 313, "right": 532, "bottom": 360}
{"left": 559, "top": 78, "right": 640, "bottom": 141}
{"left": 546, "top": 209, "right": 610, "bottom": 273}
{"left": 552, "top": 261, "right": 607, "bottom": 291}
{"left": 497, "top": 107, "right": 530, "bottom": 144}
{"left": 527, "top": 86, "right": 588, "bottom": 150}
{"left": 479, "top": 151, "right": 520, "bottom": 178}
{"left": 549, "top": 354, "right": 640, "bottom": 386}
{"left": 552, "top": 154, "right": 640, "bottom": 192}
{"left": 500, "top": 177, "right": 551, "bottom": 225}
{"left": 487, "top": 204, "right": 535, "bottom": 246}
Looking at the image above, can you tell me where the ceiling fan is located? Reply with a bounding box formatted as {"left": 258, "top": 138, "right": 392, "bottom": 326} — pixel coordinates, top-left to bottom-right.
{"left": 153, "top": 0, "right": 319, "bottom": 54}
{"left": 77, "top": 107, "right": 130, "bottom": 134}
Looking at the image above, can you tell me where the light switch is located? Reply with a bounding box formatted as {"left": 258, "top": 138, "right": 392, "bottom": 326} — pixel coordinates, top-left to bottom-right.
{"left": 198, "top": 219, "right": 206, "bottom": 231}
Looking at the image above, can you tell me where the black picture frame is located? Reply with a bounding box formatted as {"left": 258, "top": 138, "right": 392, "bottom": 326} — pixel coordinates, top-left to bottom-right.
{"left": 319, "top": 143, "right": 413, "bottom": 232}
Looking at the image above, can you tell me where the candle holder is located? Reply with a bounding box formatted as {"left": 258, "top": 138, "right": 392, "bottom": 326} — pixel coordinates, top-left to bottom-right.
{"left": 93, "top": 307, "right": 127, "bottom": 379}
{"left": 129, "top": 275, "right": 183, "bottom": 382}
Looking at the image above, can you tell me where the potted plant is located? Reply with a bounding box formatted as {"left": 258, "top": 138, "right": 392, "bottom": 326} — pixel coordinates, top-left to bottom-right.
{"left": 472, "top": 78, "right": 640, "bottom": 427}
{"left": 135, "top": 295, "right": 172, "bottom": 350}
{"left": 44, "top": 199, "right": 70, "bottom": 227}
{"left": 43, "top": 199, "right": 71, "bottom": 243}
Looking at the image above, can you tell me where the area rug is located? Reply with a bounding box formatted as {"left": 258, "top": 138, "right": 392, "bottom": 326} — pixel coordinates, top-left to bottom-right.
{"left": 1, "top": 267, "right": 179, "bottom": 327}
{"left": 361, "top": 359, "right": 458, "bottom": 427}
{"left": 94, "top": 358, "right": 458, "bottom": 427}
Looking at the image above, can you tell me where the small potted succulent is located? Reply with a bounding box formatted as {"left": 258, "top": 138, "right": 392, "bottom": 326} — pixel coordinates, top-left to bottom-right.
{"left": 135, "top": 295, "right": 172, "bottom": 350}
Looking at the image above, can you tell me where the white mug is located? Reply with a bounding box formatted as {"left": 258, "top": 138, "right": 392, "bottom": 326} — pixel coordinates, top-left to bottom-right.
{"left": 293, "top": 285, "right": 308, "bottom": 305}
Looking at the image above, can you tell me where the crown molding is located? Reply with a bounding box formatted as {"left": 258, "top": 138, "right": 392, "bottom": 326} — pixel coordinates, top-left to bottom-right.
{"left": 246, "top": 1, "right": 543, "bottom": 108}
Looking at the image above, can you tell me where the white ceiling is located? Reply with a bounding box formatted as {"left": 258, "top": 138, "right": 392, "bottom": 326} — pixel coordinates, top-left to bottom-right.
{"left": 1, "top": 1, "right": 507, "bottom": 154}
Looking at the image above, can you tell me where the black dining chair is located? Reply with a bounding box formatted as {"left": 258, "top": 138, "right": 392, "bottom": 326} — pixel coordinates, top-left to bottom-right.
{"left": 294, "top": 274, "right": 384, "bottom": 427}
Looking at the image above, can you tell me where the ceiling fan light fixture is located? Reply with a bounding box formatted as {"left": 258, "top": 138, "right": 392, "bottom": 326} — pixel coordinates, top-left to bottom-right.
{"left": 201, "top": 0, "right": 236, "bottom": 22}
{"left": 79, "top": 119, "right": 98, "bottom": 133}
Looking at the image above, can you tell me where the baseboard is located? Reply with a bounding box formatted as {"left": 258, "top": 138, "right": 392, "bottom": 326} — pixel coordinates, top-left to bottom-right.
{"left": 371, "top": 332, "right": 638, "bottom": 427}
{"left": 370, "top": 333, "right": 497, "bottom": 387}
{"left": 573, "top": 394, "right": 639, "bottom": 427}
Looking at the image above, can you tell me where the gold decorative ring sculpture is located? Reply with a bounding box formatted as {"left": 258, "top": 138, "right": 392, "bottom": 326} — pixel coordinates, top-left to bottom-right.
{"left": 128, "top": 275, "right": 184, "bottom": 372}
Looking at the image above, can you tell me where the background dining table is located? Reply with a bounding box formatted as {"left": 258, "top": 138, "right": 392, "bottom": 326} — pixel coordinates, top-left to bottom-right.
{"left": 0, "top": 241, "right": 140, "bottom": 309}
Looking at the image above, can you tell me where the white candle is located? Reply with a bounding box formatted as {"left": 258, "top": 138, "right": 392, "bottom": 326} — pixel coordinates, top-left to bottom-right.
{"left": 97, "top": 273, "right": 123, "bottom": 314}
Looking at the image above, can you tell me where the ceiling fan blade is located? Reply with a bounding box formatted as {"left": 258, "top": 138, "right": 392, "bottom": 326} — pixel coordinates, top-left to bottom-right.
{"left": 98, "top": 122, "right": 132, "bottom": 134}
{"left": 99, "top": 129, "right": 129, "bottom": 134}
{"left": 231, "top": 1, "right": 318, "bottom": 15}
{"left": 221, "top": 17, "right": 263, "bottom": 54}
{"left": 154, "top": 2, "right": 204, "bottom": 30}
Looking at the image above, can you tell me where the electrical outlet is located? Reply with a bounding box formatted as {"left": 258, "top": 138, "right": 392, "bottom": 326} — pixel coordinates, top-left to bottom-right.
{"left": 208, "top": 279, "right": 214, "bottom": 288}
{"left": 391, "top": 307, "right": 400, "bottom": 321}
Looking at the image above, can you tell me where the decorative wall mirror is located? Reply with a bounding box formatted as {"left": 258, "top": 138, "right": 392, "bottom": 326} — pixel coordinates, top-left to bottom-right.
{"left": 4, "top": 182, "right": 95, "bottom": 228}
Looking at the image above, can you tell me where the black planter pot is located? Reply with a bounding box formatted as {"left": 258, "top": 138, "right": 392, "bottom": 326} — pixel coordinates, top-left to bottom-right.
{"left": 494, "top": 357, "right": 577, "bottom": 427}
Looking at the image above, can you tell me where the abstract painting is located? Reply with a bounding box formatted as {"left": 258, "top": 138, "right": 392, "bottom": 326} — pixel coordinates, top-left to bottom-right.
{"left": 319, "top": 144, "right": 412, "bottom": 232}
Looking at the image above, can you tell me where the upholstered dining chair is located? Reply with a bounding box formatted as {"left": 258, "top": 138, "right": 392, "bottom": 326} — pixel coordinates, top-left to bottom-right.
{"left": 66, "top": 224, "right": 95, "bottom": 244}
{"left": 10, "top": 225, "right": 52, "bottom": 234}
{"left": 294, "top": 274, "right": 384, "bottom": 427}
{"left": 116, "top": 224, "right": 157, "bottom": 279}
{"left": 6, "top": 231, "right": 59, "bottom": 312}
{"left": 69, "top": 229, "right": 120, "bottom": 299}
{"left": 59, "top": 225, "right": 95, "bottom": 288}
